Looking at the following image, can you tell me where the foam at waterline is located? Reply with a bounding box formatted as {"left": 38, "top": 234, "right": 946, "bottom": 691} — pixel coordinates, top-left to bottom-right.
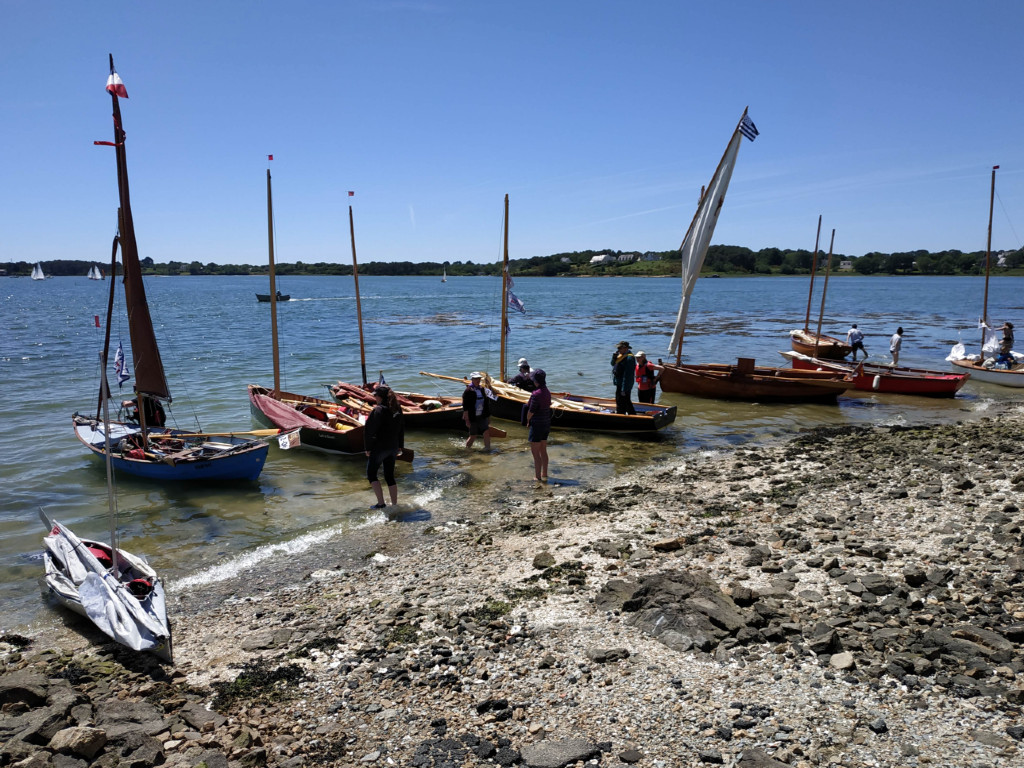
{"left": 171, "top": 515, "right": 383, "bottom": 592}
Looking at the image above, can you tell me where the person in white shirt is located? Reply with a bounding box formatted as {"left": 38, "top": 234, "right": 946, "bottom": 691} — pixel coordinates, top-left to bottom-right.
{"left": 889, "top": 327, "right": 904, "bottom": 366}
{"left": 846, "top": 324, "right": 867, "bottom": 361}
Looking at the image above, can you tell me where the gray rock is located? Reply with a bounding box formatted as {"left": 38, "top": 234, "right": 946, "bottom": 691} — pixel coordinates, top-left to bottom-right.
{"left": 521, "top": 738, "right": 600, "bottom": 768}
{"left": 532, "top": 551, "right": 556, "bottom": 569}
{"left": 737, "top": 747, "right": 791, "bottom": 767}
{"left": 0, "top": 671, "right": 49, "bottom": 707}
{"left": 239, "top": 627, "right": 294, "bottom": 650}
{"left": 179, "top": 702, "right": 227, "bottom": 731}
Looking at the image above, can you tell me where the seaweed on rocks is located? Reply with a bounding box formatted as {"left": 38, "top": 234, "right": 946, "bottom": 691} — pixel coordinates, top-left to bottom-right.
{"left": 210, "top": 658, "right": 306, "bottom": 710}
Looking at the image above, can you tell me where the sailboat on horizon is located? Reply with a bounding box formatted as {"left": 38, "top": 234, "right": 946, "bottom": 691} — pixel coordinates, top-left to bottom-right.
{"left": 31, "top": 263, "right": 45, "bottom": 280}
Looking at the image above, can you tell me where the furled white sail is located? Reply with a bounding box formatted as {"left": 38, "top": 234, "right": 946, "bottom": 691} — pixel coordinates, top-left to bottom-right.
{"left": 668, "top": 115, "right": 748, "bottom": 356}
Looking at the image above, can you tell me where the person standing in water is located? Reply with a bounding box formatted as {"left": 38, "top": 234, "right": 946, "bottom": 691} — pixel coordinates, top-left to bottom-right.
{"left": 525, "top": 369, "right": 551, "bottom": 484}
{"left": 364, "top": 385, "right": 405, "bottom": 509}
{"left": 889, "top": 327, "right": 904, "bottom": 366}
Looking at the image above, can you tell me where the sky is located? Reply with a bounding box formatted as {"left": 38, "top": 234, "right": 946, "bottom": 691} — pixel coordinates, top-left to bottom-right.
{"left": 2, "top": 1, "right": 1023, "bottom": 266}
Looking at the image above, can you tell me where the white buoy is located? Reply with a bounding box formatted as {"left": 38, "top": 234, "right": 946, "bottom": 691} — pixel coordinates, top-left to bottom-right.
{"left": 872, "top": 375, "right": 881, "bottom": 390}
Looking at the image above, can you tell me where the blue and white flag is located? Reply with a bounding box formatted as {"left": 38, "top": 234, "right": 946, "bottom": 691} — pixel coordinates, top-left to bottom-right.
{"left": 508, "top": 291, "right": 526, "bottom": 314}
{"left": 113, "top": 342, "right": 130, "bottom": 389}
{"left": 739, "top": 114, "right": 759, "bottom": 142}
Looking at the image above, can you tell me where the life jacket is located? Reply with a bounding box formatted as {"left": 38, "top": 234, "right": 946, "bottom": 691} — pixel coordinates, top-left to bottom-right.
{"left": 635, "top": 361, "right": 657, "bottom": 389}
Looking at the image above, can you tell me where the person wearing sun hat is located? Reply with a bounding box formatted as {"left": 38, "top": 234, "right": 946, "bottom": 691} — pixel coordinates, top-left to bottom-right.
{"left": 461, "top": 372, "right": 492, "bottom": 450}
{"left": 507, "top": 357, "right": 537, "bottom": 392}
{"left": 610, "top": 340, "right": 637, "bottom": 415}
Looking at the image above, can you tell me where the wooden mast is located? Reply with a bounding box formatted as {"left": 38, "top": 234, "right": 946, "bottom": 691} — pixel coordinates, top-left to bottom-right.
{"left": 812, "top": 229, "right": 836, "bottom": 357}
{"left": 981, "top": 165, "right": 997, "bottom": 353}
{"left": 803, "top": 215, "right": 822, "bottom": 331}
{"left": 500, "top": 194, "right": 509, "bottom": 382}
{"left": 350, "top": 204, "right": 368, "bottom": 386}
{"left": 266, "top": 168, "right": 281, "bottom": 392}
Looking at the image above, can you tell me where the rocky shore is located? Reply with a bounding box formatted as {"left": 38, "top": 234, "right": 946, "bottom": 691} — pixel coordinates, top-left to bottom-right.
{"left": 3, "top": 408, "right": 1024, "bottom": 768}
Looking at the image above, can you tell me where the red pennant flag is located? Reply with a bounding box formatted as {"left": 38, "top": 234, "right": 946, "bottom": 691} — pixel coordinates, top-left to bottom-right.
{"left": 348, "top": 191, "right": 354, "bottom": 197}
{"left": 94, "top": 315, "right": 100, "bottom": 328}
{"left": 268, "top": 154, "right": 274, "bottom": 161}
{"left": 993, "top": 165, "right": 1000, "bottom": 170}
{"left": 106, "top": 64, "right": 128, "bottom": 99}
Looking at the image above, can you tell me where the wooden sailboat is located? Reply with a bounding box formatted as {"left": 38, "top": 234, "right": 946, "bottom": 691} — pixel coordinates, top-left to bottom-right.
{"left": 788, "top": 216, "right": 851, "bottom": 359}
{"left": 422, "top": 195, "right": 677, "bottom": 433}
{"left": 656, "top": 110, "right": 852, "bottom": 402}
{"left": 247, "top": 167, "right": 368, "bottom": 455}
{"left": 73, "top": 57, "right": 269, "bottom": 482}
{"left": 328, "top": 204, "right": 463, "bottom": 431}
{"left": 949, "top": 165, "right": 1024, "bottom": 387}
{"left": 781, "top": 351, "right": 969, "bottom": 397}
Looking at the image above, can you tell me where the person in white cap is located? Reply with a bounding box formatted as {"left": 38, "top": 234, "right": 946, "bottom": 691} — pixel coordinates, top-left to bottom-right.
{"left": 507, "top": 357, "right": 537, "bottom": 392}
{"left": 461, "top": 372, "right": 492, "bottom": 450}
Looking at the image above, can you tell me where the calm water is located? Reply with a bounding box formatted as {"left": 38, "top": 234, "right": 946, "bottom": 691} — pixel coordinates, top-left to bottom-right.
{"left": 2, "top": 273, "right": 1022, "bottom": 632}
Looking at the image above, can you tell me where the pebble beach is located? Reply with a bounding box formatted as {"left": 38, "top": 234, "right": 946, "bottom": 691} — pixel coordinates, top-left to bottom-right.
{"left": 3, "top": 405, "right": 1024, "bottom": 768}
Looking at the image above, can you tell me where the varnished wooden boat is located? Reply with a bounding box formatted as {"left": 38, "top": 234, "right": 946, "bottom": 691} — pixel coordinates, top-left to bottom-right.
{"left": 659, "top": 358, "right": 852, "bottom": 402}
{"left": 782, "top": 351, "right": 970, "bottom": 396}
{"left": 789, "top": 328, "right": 852, "bottom": 360}
{"left": 949, "top": 358, "right": 1024, "bottom": 387}
{"left": 248, "top": 385, "right": 366, "bottom": 456}
{"left": 330, "top": 381, "right": 464, "bottom": 429}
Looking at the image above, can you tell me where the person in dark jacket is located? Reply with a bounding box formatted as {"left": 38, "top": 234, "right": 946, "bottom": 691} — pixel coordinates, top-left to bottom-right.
{"left": 610, "top": 340, "right": 637, "bottom": 415}
{"left": 507, "top": 358, "right": 537, "bottom": 391}
{"left": 364, "top": 385, "right": 405, "bottom": 509}
{"left": 462, "top": 372, "right": 492, "bottom": 450}
{"left": 525, "top": 369, "right": 552, "bottom": 484}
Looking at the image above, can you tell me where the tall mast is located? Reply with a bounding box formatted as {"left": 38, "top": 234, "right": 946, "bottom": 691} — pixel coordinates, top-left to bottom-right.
{"left": 266, "top": 168, "right": 281, "bottom": 392}
{"left": 500, "top": 194, "right": 509, "bottom": 381}
{"left": 803, "top": 215, "right": 822, "bottom": 331}
{"left": 813, "top": 229, "right": 836, "bottom": 357}
{"left": 350, "top": 204, "right": 368, "bottom": 386}
{"left": 96, "top": 211, "right": 121, "bottom": 418}
{"left": 981, "top": 165, "right": 997, "bottom": 352}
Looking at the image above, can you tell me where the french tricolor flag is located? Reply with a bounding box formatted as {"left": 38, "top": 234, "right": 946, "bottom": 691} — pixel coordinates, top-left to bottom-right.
{"left": 106, "top": 60, "right": 128, "bottom": 99}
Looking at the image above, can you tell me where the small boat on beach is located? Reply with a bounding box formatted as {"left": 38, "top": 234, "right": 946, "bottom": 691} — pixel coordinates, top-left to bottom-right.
{"left": 73, "top": 56, "right": 269, "bottom": 483}
{"left": 787, "top": 216, "right": 852, "bottom": 360}
{"left": 656, "top": 110, "right": 850, "bottom": 403}
{"left": 330, "top": 380, "right": 465, "bottom": 430}
{"left": 660, "top": 358, "right": 852, "bottom": 403}
{"left": 248, "top": 384, "right": 373, "bottom": 456}
{"left": 948, "top": 166, "right": 1024, "bottom": 387}
{"left": 781, "top": 351, "right": 969, "bottom": 397}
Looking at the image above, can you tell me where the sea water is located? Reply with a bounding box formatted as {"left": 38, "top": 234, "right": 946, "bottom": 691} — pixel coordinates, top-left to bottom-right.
{"left": 1, "top": 273, "right": 1021, "bottom": 632}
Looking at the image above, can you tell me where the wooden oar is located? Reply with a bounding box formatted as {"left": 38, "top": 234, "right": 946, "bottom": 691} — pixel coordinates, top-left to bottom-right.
{"left": 148, "top": 429, "right": 284, "bottom": 440}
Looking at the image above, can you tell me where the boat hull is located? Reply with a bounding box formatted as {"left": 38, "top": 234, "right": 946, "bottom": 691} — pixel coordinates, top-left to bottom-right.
{"left": 248, "top": 385, "right": 365, "bottom": 455}
{"left": 330, "top": 382, "right": 465, "bottom": 430}
{"left": 73, "top": 415, "right": 268, "bottom": 481}
{"left": 789, "top": 329, "right": 852, "bottom": 360}
{"left": 488, "top": 390, "right": 676, "bottom": 433}
{"left": 950, "top": 359, "right": 1024, "bottom": 388}
{"left": 256, "top": 293, "right": 290, "bottom": 302}
{"left": 784, "top": 353, "right": 969, "bottom": 396}
{"left": 659, "top": 360, "right": 851, "bottom": 402}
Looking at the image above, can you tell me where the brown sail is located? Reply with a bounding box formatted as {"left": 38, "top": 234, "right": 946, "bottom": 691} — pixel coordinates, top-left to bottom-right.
{"left": 105, "top": 54, "right": 169, "bottom": 401}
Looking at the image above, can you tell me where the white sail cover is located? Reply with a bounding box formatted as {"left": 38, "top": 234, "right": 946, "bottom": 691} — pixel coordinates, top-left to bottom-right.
{"left": 668, "top": 125, "right": 745, "bottom": 355}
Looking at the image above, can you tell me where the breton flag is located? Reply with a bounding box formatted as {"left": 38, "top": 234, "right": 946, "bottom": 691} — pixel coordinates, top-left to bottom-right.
{"left": 113, "top": 342, "right": 131, "bottom": 388}
{"left": 508, "top": 291, "right": 526, "bottom": 314}
{"left": 106, "top": 63, "right": 128, "bottom": 99}
{"left": 739, "top": 114, "right": 758, "bottom": 142}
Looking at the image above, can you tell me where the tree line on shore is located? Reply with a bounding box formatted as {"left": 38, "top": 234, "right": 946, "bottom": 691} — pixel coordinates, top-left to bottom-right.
{"left": 5, "top": 244, "right": 1023, "bottom": 278}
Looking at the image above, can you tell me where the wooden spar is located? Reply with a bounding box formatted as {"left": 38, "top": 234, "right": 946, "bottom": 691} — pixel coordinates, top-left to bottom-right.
{"left": 349, "top": 205, "right": 368, "bottom": 385}
{"left": 981, "top": 165, "right": 997, "bottom": 353}
{"left": 812, "top": 229, "right": 836, "bottom": 357}
{"left": 267, "top": 168, "right": 281, "bottom": 392}
{"left": 96, "top": 210, "right": 121, "bottom": 419}
{"left": 803, "top": 215, "right": 822, "bottom": 331}
{"left": 148, "top": 429, "right": 283, "bottom": 439}
{"left": 500, "top": 194, "right": 509, "bottom": 381}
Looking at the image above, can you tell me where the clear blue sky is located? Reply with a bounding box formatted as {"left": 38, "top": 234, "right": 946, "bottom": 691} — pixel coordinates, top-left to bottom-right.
{"left": 3, "top": 1, "right": 1023, "bottom": 265}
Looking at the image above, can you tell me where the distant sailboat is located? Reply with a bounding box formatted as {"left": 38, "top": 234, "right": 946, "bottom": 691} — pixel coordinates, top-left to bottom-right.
{"left": 31, "top": 263, "right": 45, "bottom": 280}
{"left": 441, "top": 265, "right": 447, "bottom": 283}
{"left": 87, "top": 265, "right": 103, "bottom": 280}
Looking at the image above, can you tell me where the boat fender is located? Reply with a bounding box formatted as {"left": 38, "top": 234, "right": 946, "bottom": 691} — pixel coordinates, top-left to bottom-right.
{"left": 872, "top": 375, "right": 881, "bottom": 391}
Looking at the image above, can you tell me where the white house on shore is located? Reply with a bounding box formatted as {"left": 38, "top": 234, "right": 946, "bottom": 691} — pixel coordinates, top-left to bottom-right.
{"left": 589, "top": 253, "right": 616, "bottom": 265}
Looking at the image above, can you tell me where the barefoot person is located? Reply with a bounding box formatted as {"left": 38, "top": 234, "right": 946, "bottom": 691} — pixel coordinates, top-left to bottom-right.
{"left": 462, "top": 372, "right": 492, "bottom": 451}
{"left": 525, "top": 369, "right": 551, "bottom": 484}
{"left": 889, "top": 327, "right": 904, "bottom": 366}
{"left": 364, "top": 385, "right": 405, "bottom": 509}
